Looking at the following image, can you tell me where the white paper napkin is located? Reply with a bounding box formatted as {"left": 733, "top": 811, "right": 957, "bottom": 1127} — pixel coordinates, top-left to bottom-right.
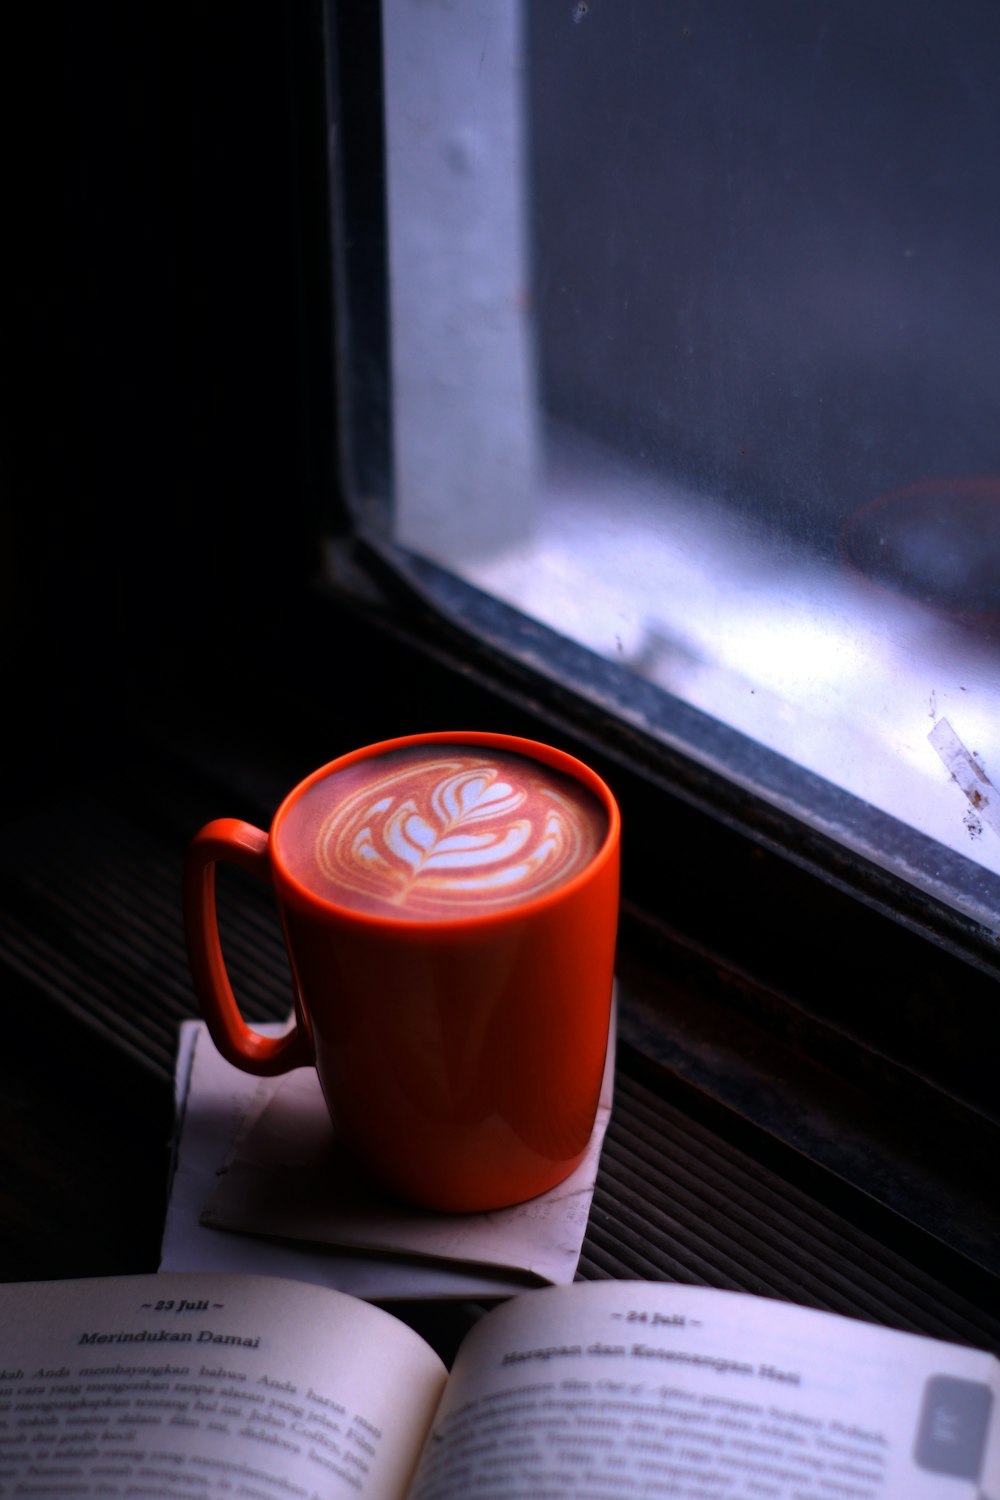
{"left": 161, "top": 994, "right": 615, "bottom": 1302}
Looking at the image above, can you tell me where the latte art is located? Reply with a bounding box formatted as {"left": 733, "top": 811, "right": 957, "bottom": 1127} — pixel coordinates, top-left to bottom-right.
{"left": 278, "top": 746, "right": 607, "bottom": 918}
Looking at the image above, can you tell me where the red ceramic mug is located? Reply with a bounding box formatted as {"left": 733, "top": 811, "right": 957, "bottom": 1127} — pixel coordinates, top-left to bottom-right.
{"left": 183, "top": 731, "right": 620, "bottom": 1212}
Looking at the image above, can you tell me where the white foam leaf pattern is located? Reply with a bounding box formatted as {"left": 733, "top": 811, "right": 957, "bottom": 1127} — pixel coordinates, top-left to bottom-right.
{"left": 389, "top": 808, "right": 436, "bottom": 862}
{"left": 350, "top": 828, "right": 384, "bottom": 867}
{"left": 434, "top": 773, "right": 520, "bottom": 825}
{"left": 423, "top": 823, "right": 530, "bottom": 870}
{"left": 315, "top": 755, "right": 601, "bottom": 915}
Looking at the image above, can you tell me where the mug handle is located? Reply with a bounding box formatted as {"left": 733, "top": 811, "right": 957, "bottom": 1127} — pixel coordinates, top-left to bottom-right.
{"left": 183, "top": 818, "right": 314, "bottom": 1076}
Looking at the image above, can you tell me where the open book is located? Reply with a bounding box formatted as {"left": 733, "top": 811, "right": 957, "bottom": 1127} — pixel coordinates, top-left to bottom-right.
{"left": 0, "top": 1272, "right": 996, "bottom": 1499}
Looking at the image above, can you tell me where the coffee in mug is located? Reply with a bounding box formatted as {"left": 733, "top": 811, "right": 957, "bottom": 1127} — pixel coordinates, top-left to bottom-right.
{"left": 184, "top": 731, "right": 620, "bottom": 1212}
{"left": 276, "top": 744, "right": 607, "bottom": 919}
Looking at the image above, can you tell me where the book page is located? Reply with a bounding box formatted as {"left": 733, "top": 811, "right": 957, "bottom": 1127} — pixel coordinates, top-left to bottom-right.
{"left": 0, "top": 1271, "right": 448, "bottom": 1500}
{"left": 404, "top": 1280, "right": 999, "bottom": 1500}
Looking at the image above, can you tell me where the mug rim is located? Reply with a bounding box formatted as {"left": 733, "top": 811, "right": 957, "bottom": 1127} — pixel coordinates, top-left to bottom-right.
{"left": 268, "top": 729, "right": 620, "bottom": 930}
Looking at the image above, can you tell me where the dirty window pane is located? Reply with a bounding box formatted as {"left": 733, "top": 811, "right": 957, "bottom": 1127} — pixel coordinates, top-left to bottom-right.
{"left": 379, "top": 0, "right": 1000, "bottom": 918}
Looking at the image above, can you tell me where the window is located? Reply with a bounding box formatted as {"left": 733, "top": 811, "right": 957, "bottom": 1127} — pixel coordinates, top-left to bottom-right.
{"left": 318, "top": 1, "right": 998, "bottom": 1281}
{"left": 342, "top": 0, "right": 1000, "bottom": 933}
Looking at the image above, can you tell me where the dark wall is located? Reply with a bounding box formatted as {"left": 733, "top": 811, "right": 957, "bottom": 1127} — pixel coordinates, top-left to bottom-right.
{"left": 6, "top": 3, "right": 331, "bottom": 775}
